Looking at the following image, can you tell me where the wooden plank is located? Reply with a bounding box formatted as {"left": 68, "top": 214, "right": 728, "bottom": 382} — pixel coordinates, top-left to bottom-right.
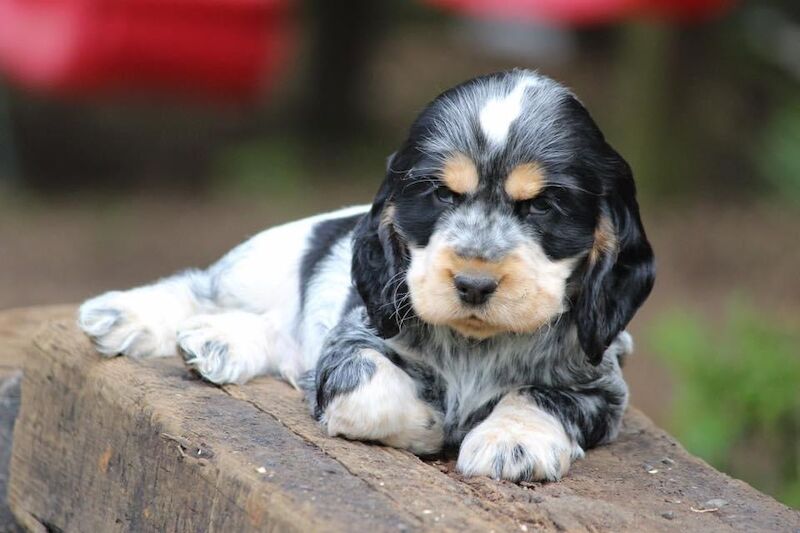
{"left": 1, "top": 307, "right": 75, "bottom": 533}
{"left": 0, "top": 371, "right": 22, "bottom": 533}
{"left": 0, "top": 306, "right": 75, "bottom": 374}
{"left": 3, "top": 307, "right": 800, "bottom": 532}
{"left": 7, "top": 315, "right": 421, "bottom": 532}
{"left": 225, "top": 378, "right": 800, "bottom": 532}
{"left": 223, "top": 381, "right": 532, "bottom": 531}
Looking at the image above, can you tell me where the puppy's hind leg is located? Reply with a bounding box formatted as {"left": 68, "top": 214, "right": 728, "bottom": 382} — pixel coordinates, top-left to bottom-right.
{"left": 78, "top": 270, "right": 213, "bottom": 358}
{"left": 177, "top": 310, "right": 303, "bottom": 385}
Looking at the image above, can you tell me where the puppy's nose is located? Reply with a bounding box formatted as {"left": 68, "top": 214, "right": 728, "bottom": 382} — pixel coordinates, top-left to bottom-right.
{"left": 454, "top": 274, "right": 498, "bottom": 306}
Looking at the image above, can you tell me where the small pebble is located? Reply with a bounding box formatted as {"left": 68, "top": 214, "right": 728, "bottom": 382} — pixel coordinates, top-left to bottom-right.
{"left": 704, "top": 499, "right": 728, "bottom": 508}
{"left": 661, "top": 511, "right": 675, "bottom": 520}
{"left": 643, "top": 463, "right": 659, "bottom": 473}
{"left": 661, "top": 457, "right": 676, "bottom": 466}
{"left": 520, "top": 525, "right": 529, "bottom": 532}
{"left": 255, "top": 466, "right": 267, "bottom": 474}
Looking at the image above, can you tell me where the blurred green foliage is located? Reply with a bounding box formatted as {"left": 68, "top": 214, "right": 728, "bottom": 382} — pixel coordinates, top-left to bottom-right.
{"left": 649, "top": 303, "right": 800, "bottom": 508}
{"left": 212, "top": 136, "right": 307, "bottom": 197}
{"left": 210, "top": 134, "right": 384, "bottom": 199}
{"left": 759, "top": 98, "right": 800, "bottom": 205}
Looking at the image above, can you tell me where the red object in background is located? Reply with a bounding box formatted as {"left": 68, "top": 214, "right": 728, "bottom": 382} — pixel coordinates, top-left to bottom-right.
{"left": 0, "top": 0, "right": 293, "bottom": 101}
{"left": 427, "top": 0, "right": 733, "bottom": 25}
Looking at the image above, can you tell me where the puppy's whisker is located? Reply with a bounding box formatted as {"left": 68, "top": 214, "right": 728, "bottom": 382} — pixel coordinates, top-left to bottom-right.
{"left": 385, "top": 272, "right": 407, "bottom": 304}
{"left": 397, "top": 299, "right": 416, "bottom": 327}
{"left": 390, "top": 293, "right": 408, "bottom": 317}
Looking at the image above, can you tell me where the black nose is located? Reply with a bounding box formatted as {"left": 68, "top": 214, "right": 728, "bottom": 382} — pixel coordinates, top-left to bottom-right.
{"left": 454, "top": 274, "right": 498, "bottom": 305}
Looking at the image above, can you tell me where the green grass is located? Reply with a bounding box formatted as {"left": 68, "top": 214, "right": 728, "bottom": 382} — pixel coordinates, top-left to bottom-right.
{"left": 649, "top": 302, "right": 800, "bottom": 508}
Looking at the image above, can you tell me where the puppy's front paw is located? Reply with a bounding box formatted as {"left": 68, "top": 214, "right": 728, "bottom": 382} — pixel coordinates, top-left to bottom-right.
{"left": 178, "top": 314, "right": 253, "bottom": 385}
{"left": 177, "top": 312, "right": 301, "bottom": 385}
{"left": 78, "top": 290, "right": 177, "bottom": 358}
{"left": 320, "top": 349, "right": 444, "bottom": 455}
{"left": 456, "top": 393, "right": 583, "bottom": 482}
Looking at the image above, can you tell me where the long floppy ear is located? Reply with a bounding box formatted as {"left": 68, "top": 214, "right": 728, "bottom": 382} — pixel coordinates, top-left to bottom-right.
{"left": 351, "top": 173, "right": 408, "bottom": 338}
{"left": 575, "top": 151, "right": 656, "bottom": 365}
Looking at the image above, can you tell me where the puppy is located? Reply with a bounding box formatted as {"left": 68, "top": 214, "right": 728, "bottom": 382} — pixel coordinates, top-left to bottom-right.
{"left": 79, "top": 70, "right": 655, "bottom": 482}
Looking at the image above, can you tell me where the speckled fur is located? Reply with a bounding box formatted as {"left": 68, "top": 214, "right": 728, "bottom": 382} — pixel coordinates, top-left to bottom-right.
{"left": 78, "top": 70, "right": 654, "bottom": 483}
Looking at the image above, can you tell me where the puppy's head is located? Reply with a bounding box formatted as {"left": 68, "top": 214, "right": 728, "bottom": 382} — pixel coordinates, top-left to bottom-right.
{"left": 352, "top": 70, "right": 655, "bottom": 364}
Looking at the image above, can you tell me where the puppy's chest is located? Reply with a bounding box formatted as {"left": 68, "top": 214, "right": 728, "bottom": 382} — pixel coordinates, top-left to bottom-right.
{"left": 442, "top": 352, "right": 526, "bottom": 396}
{"left": 390, "top": 338, "right": 556, "bottom": 442}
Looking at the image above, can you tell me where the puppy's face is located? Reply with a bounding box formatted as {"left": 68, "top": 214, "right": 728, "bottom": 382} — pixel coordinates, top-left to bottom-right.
{"left": 400, "top": 155, "right": 594, "bottom": 339}
{"left": 353, "top": 71, "right": 655, "bottom": 362}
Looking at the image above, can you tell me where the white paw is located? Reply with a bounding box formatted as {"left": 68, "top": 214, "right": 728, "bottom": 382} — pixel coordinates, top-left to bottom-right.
{"left": 456, "top": 393, "right": 583, "bottom": 482}
{"left": 323, "top": 350, "right": 444, "bottom": 455}
{"left": 177, "top": 312, "right": 301, "bottom": 385}
{"left": 78, "top": 289, "right": 181, "bottom": 358}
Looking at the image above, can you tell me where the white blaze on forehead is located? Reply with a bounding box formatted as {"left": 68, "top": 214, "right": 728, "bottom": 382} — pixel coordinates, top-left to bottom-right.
{"left": 479, "top": 77, "right": 539, "bottom": 147}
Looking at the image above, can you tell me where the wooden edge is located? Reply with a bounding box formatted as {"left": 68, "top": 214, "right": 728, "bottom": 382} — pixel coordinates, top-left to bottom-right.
{"left": 0, "top": 305, "right": 77, "bottom": 363}
{"left": 4, "top": 307, "right": 800, "bottom": 532}
{"left": 0, "top": 371, "right": 22, "bottom": 532}
{"left": 7, "top": 318, "right": 423, "bottom": 532}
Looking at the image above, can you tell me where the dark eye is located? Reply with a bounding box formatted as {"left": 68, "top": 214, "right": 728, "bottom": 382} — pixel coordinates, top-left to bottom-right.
{"left": 521, "top": 196, "right": 552, "bottom": 216}
{"left": 434, "top": 186, "right": 460, "bottom": 205}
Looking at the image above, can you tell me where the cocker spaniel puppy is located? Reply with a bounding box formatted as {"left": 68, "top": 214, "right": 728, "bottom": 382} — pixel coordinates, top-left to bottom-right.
{"left": 79, "top": 70, "right": 655, "bottom": 482}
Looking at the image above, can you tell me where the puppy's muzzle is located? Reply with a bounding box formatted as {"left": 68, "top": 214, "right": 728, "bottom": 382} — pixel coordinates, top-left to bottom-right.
{"left": 453, "top": 273, "right": 498, "bottom": 306}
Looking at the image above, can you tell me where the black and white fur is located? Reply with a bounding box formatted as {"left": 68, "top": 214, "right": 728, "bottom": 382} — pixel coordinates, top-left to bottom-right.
{"left": 79, "top": 70, "right": 655, "bottom": 482}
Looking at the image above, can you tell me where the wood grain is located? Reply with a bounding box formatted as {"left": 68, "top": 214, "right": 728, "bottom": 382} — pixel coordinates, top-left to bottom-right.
{"left": 2, "top": 307, "right": 798, "bottom": 532}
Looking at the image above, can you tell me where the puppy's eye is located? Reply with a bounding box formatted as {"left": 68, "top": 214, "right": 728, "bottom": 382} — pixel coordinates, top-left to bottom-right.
{"left": 519, "top": 196, "right": 552, "bottom": 216}
{"left": 434, "top": 186, "right": 460, "bottom": 205}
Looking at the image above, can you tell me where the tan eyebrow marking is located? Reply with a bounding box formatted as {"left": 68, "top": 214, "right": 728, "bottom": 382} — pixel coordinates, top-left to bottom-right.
{"left": 505, "top": 162, "right": 545, "bottom": 201}
{"left": 589, "top": 215, "right": 617, "bottom": 264}
{"left": 441, "top": 153, "right": 479, "bottom": 194}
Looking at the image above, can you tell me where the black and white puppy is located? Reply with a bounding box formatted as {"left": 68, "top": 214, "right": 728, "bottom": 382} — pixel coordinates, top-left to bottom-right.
{"left": 79, "top": 70, "right": 655, "bottom": 482}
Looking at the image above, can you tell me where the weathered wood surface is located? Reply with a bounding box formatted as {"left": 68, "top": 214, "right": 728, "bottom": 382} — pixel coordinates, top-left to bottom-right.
{"left": 1, "top": 306, "right": 74, "bottom": 533}
{"left": 0, "top": 371, "right": 21, "bottom": 533}
{"left": 3, "top": 307, "right": 799, "bottom": 532}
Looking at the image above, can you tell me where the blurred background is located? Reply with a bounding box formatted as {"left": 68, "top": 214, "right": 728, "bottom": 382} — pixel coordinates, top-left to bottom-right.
{"left": 0, "top": 0, "right": 797, "bottom": 508}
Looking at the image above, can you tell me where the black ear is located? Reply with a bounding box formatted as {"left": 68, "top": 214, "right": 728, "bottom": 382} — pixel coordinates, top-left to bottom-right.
{"left": 351, "top": 175, "right": 408, "bottom": 338}
{"left": 575, "top": 151, "right": 655, "bottom": 365}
